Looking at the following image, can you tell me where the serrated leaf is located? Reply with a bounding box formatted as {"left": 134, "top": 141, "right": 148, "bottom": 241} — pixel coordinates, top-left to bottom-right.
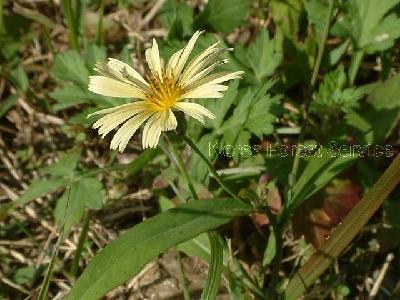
{"left": 346, "top": 73, "right": 400, "bottom": 144}
{"left": 51, "top": 50, "right": 89, "bottom": 88}
{"left": 42, "top": 151, "right": 80, "bottom": 178}
{"left": 332, "top": 0, "right": 400, "bottom": 53}
{"left": 312, "top": 65, "right": 365, "bottom": 114}
{"left": 15, "top": 178, "right": 70, "bottom": 207}
{"left": 66, "top": 198, "right": 252, "bottom": 300}
{"left": 49, "top": 86, "right": 92, "bottom": 111}
{"left": 204, "top": 80, "right": 239, "bottom": 129}
{"left": 54, "top": 178, "right": 104, "bottom": 238}
{"left": 219, "top": 81, "right": 281, "bottom": 142}
{"left": 197, "top": 0, "right": 251, "bottom": 33}
{"left": 246, "top": 30, "right": 282, "bottom": 81}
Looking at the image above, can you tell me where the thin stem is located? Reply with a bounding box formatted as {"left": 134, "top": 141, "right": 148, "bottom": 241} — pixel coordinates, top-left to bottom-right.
{"left": 177, "top": 251, "right": 191, "bottom": 300}
{"left": 70, "top": 211, "right": 90, "bottom": 278}
{"left": 38, "top": 185, "right": 72, "bottom": 300}
{"left": 96, "top": 0, "right": 106, "bottom": 45}
{"left": 348, "top": 50, "right": 364, "bottom": 86}
{"left": 287, "top": 0, "right": 335, "bottom": 208}
{"left": 0, "top": 0, "right": 4, "bottom": 35}
{"left": 166, "top": 135, "right": 198, "bottom": 201}
{"left": 183, "top": 135, "right": 242, "bottom": 203}
{"left": 168, "top": 135, "right": 226, "bottom": 300}
{"left": 61, "top": 0, "right": 79, "bottom": 49}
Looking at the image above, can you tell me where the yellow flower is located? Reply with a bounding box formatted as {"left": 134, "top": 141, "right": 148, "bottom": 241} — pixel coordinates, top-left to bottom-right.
{"left": 88, "top": 31, "right": 243, "bottom": 152}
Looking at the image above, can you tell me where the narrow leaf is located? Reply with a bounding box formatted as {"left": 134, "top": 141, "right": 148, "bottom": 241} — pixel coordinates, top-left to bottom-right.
{"left": 67, "top": 198, "right": 252, "bottom": 300}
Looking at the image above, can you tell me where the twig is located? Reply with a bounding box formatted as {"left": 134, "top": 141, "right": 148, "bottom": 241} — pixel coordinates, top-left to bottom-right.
{"left": 141, "top": 0, "right": 166, "bottom": 28}
{"left": 369, "top": 253, "right": 394, "bottom": 299}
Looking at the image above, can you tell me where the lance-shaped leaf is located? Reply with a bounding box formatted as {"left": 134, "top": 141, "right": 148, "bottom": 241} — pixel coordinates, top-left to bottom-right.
{"left": 66, "top": 198, "right": 252, "bottom": 300}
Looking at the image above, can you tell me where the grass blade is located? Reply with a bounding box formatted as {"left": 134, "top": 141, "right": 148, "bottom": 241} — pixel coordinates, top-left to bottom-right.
{"left": 200, "top": 232, "right": 224, "bottom": 300}
{"left": 285, "top": 154, "right": 400, "bottom": 300}
{"left": 61, "top": 0, "right": 79, "bottom": 49}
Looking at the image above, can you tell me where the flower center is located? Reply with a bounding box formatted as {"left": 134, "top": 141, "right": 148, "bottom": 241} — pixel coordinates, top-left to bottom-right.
{"left": 145, "top": 73, "right": 181, "bottom": 110}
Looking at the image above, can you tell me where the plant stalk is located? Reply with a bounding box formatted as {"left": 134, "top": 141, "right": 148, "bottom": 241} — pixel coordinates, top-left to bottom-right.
{"left": 285, "top": 154, "right": 400, "bottom": 300}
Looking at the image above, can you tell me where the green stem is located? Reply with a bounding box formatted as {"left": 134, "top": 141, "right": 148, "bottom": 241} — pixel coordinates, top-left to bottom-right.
{"left": 348, "top": 50, "right": 364, "bottom": 86}
{"left": 183, "top": 135, "right": 242, "bottom": 203}
{"left": 167, "top": 135, "right": 228, "bottom": 300}
{"left": 0, "top": 0, "right": 5, "bottom": 35}
{"left": 70, "top": 211, "right": 90, "bottom": 278}
{"left": 177, "top": 251, "right": 191, "bottom": 300}
{"left": 287, "top": 0, "right": 335, "bottom": 208}
{"left": 278, "top": 0, "right": 334, "bottom": 295}
{"left": 38, "top": 185, "right": 72, "bottom": 300}
{"left": 285, "top": 154, "right": 400, "bottom": 300}
{"left": 96, "top": 0, "right": 106, "bottom": 45}
{"left": 61, "top": 0, "right": 79, "bottom": 49}
{"left": 166, "top": 136, "right": 198, "bottom": 201}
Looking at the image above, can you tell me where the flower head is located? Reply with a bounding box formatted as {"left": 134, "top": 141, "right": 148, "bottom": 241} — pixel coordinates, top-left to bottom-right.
{"left": 88, "top": 31, "right": 243, "bottom": 152}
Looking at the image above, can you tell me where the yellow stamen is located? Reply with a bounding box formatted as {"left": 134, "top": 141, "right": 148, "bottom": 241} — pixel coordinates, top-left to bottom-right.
{"left": 145, "top": 72, "right": 181, "bottom": 110}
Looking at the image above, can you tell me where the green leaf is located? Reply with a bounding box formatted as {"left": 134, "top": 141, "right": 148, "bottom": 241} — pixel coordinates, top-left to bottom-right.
{"left": 197, "top": 0, "right": 252, "bottom": 33}
{"left": 346, "top": 73, "right": 400, "bottom": 144}
{"left": 290, "top": 149, "right": 356, "bottom": 210}
{"left": 51, "top": 50, "right": 89, "bottom": 88}
{"left": 312, "top": 65, "right": 365, "bottom": 114}
{"left": 84, "top": 43, "right": 107, "bottom": 70}
{"left": 159, "top": 196, "right": 229, "bottom": 265}
{"left": 13, "top": 266, "right": 37, "bottom": 285}
{"left": 159, "top": 0, "right": 194, "bottom": 37}
{"left": 246, "top": 30, "right": 282, "bottom": 81}
{"left": 9, "top": 64, "right": 29, "bottom": 91}
{"left": 54, "top": 178, "right": 104, "bottom": 238}
{"left": 15, "top": 178, "right": 70, "bottom": 207}
{"left": 220, "top": 81, "right": 282, "bottom": 140}
{"left": 49, "top": 86, "right": 92, "bottom": 111}
{"left": 332, "top": 0, "right": 400, "bottom": 53}
{"left": 269, "top": 0, "right": 304, "bottom": 38}
{"left": 204, "top": 80, "right": 239, "bottom": 129}
{"left": 0, "top": 94, "right": 18, "bottom": 118}
{"left": 304, "top": 0, "right": 330, "bottom": 40}
{"left": 66, "top": 198, "right": 252, "bottom": 300}
{"left": 125, "top": 148, "right": 161, "bottom": 178}
{"left": 42, "top": 152, "right": 80, "bottom": 178}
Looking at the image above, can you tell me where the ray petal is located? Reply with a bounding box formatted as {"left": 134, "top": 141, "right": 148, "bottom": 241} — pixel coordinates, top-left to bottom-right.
{"left": 107, "top": 58, "right": 149, "bottom": 88}
{"left": 166, "top": 48, "right": 184, "bottom": 77}
{"left": 180, "top": 84, "right": 229, "bottom": 99}
{"left": 145, "top": 39, "right": 163, "bottom": 81}
{"left": 184, "top": 71, "right": 243, "bottom": 91}
{"left": 174, "top": 102, "right": 215, "bottom": 124}
{"left": 142, "top": 112, "right": 163, "bottom": 149}
{"left": 173, "top": 31, "right": 203, "bottom": 79}
{"left": 181, "top": 59, "right": 229, "bottom": 88}
{"left": 180, "top": 47, "right": 230, "bottom": 84}
{"left": 88, "top": 76, "right": 147, "bottom": 99}
{"left": 110, "top": 110, "right": 155, "bottom": 152}
{"left": 92, "top": 102, "right": 152, "bottom": 137}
